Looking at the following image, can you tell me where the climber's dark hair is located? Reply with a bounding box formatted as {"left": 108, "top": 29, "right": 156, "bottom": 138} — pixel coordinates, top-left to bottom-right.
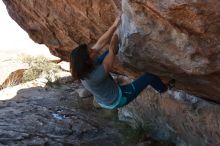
{"left": 70, "top": 44, "right": 94, "bottom": 80}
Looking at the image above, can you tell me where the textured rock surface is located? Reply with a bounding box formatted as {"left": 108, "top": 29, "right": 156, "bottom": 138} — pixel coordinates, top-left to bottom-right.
{"left": 0, "top": 77, "right": 172, "bottom": 146}
{"left": 0, "top": 81, "right": 122, "bottom": 145}
{"left": 0, "top": 59, "right": 28, "bottom": 87}
{"left": 2, "top": 0, "right": 119, "bottom": 61}
{"left": 0, "top": 69, "right": 26, "bottom": 90}
{"left": 0, "top": 62, "right": 25, "bottom": 91}
{"left": 119, "top": 87, "right": 220, "bottom": 146}
{"left": 119, "top": 0, "right": 220, "bottom": 101}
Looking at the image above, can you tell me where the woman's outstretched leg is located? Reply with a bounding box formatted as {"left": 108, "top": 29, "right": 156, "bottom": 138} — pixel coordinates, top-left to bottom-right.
{"left": 119, "top": 73, "right": 167, "bottom": 107}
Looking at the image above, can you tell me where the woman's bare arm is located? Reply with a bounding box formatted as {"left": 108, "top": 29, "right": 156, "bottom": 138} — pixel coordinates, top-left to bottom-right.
{"left": 92, "top": 17, "right": 120, "bottom": 52}
{"left": 102, "top": 33, "right": 119, "bottom": 73}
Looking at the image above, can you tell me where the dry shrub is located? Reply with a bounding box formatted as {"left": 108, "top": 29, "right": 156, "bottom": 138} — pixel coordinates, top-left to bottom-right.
{"left": 20, "top": 55, "right": 61, "bottom": 82}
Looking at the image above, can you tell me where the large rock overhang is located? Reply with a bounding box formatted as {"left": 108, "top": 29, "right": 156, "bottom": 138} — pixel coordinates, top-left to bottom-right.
{"left": 2, "top": 0, "right": 220, "bottom": 101}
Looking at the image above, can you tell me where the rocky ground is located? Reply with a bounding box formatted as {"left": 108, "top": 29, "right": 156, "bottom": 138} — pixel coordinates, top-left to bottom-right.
{"left": 0, "top": 70, "right": 174, "bottom": 146}
{"left": 0, "top": 78, "right": 121, "bottom": 146}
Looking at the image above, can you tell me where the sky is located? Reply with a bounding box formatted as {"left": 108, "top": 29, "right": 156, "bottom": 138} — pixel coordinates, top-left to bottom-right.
{"left": 0, "top": 0, "right": 53, "bottom": 59}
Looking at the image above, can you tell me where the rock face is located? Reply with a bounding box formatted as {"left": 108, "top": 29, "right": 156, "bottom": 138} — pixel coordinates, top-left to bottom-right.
{"left": 0, "top": 69, "right": 26, "bottom": 90}
{"left": 2, "top": 0, "right": 220, "bottom": 145}
{"left": 0, "top": 59, "right": 28, "bottom": 88}
{"left": 119, "top": 87, "right": 220, "bottom": 146}
{"left": 119, "top": 0, "right": 220, "bottom": 101}
{"left": 2, "top": 0, "right": 119, "bottom": 61}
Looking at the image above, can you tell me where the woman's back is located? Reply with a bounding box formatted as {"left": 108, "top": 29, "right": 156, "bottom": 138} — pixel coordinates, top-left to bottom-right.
{"left": 81, "top": 64, "right": 119, "bottom": 105}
